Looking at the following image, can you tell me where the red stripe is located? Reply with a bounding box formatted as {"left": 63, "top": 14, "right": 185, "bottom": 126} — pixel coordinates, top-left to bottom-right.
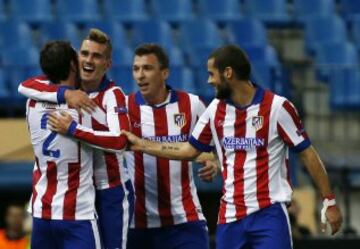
{"left": 255, "top": 91, "right": 274, "bottom": 209}
{"left": 233, "top": 108, "right": 247, "bottom": 219}
{"left": 41, "top": 161, "right": 57, "bottom": 219}
{"left": 153, "top": 107, "right": 173, "bottom": 226}
{"left": 22, "top": 76, "right": 57, "bottom": 92}
{"left": 63, "top": 142, "right": 81, "bottom": 220}
{"left": 213, "top": 101, "right": 228, "bottom": 223}
{"left": 285, "top": 158, "right": 293, "bottom": 190}
{"left": 128, "top": 94, "right": 147, "bottom": 228}
{"left": 104, "top": 153, "right": 121, "bottom": 188}
{"left": 282, "top": 101, "right": 309, "bottom": 140}
{"left": 31, "top": 157, "right": 41, "bottom": 215}
{"left": 29, "top": 99, "right": 37, "bottom": 108}
{"left": 177, "top": 92, "right": 199, "bottom": 221}
{"left": 93, "top": 90, "right": 106, "bottom": 112}
{"left": 277, "top": 124, "right": 294, "bottom": 147}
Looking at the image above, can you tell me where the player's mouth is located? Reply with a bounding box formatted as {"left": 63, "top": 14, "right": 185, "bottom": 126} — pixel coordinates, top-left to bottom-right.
{"left": 138, "top": 82, "right": 149, "bottom": 90}
{"left": 82, "top": 65, "right": 95, "bottom": 74}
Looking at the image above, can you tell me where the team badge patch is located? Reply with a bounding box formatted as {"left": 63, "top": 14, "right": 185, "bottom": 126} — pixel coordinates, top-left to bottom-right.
{"left": 252, "top": 116, "right": 264, "bottom": 131}
{"left": 174, "top": 113, "right": 186, "bottom": 128}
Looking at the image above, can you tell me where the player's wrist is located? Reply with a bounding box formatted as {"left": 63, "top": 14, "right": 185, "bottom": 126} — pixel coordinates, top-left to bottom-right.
{"left": 320, "top": 193, "right": 336, "bottom": 224}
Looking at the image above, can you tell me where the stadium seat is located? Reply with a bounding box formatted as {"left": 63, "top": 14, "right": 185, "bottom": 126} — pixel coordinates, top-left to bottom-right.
{"left": 242, "top": 0, "right": 291, "bottom": 27}
{"left": 130, "top": 20, "right": 175, "bottom": 49}
{"left": 168, "top": 66, "right": 196, "bottom": 94}
{"left": 195, "top": 67, "right": 215, "bottom": 101}
{"left": 315, "top": 42, "right": 359, "bottom": 82}
{"left": 39, "top": 21, "right": 82, "bottom": 50}
{"left": 2, "top": 47, "right": 40, "bottom": 98}
{"left": 0, "top": 20, "right": 34, "bottom": 49}
{"left": 350, "top": 17, "right": 360, "bottom": 51}
{"left": 56, "top": 0, "right": 100, "bottom": 23}
{"left": 329, "top": 68, "right": 360, "bottom": 109}
{"left": 226, "top": 18, "right": 267, "bottom": 47}
{"left": 339, "top": 0, "right": 360, "bottom": 22}
{"left": 10, "top": 0, "right": 53, "bottom": 24}
{"left": 103, "top": 0, "right": 148, "bottom": 22}
{"left": 304, "top": 15, "right": 347, "bottom": 55}
{"left": 293, "top": 0, "right": 336, "bottom": 25}
{"left": 0, "top": 0, "right": 7, "bottom": 21}
{"left": 151, "top": 0, "right": 194, "bottom": 23}
{"left": 83, "top": 21, "right": 129, "bottom": 49}
{"left": 179, "top": 19, "right": 223, "bottom": 52}
{"left": 197, "top": 0, "right": 242, "bottom": 23}
{"left": 167, "top": 47, "right": 185, "bottom": 67}
{"left": 0, "top": 68, "right": 10, "bottom": 100}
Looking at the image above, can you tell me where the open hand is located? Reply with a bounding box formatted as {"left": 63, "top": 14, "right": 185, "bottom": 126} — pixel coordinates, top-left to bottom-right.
{"left": 47, "top": 111, "right": 73, "bottom": 135}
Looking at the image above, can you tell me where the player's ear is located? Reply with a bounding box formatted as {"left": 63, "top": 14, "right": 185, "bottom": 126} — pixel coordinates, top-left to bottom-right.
{"left": 162, "top": 68, "right": 169, "bottom": 81}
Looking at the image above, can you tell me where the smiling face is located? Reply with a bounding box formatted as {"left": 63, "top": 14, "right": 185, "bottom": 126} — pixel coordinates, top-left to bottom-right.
{"left": 132, "top": 53, "right": 169, "bottom": 103}
{"left": 207, "top": 58, "right": 232, "bottom": 99}
{"left": 79, "top": 39, "right": 111, "bottom": 86}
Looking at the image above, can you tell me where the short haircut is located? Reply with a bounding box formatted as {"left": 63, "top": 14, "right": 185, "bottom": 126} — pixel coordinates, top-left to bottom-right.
{"left": 134, "top": 43, "right": 169, "bottom": 69}
{"left": 84, "top": 28, "right": 112, "bottom": 59}
{"left": 40, "top": 40, "right": 78, "bottom": 84}
{"left": 208, "top": 44, "right": 251, "bottom": 80}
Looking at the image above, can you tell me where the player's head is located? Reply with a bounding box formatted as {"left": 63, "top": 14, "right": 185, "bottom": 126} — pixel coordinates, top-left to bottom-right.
{"left": 40, "top": 40, "right": 79, "bottom": 85}
{"left": 4, "top": 202, "right": 26, "bottom": 232}
{"left": 207, "top": 45, "right": 251, "bottom": 99}
{"left": 79, "top": 28, "right": 112, "bottom": 86}
{"left": 132, "top": 43, "right": 169, "bottom": 100}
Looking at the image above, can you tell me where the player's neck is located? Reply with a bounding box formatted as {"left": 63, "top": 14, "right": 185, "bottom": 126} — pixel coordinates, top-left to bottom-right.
{"left": 231, "top": 80, "right": 256, "bottom": 106}
{"left": 143, "top": 86, "right": 169, "bottom": 106}
{"left": 81, "top": 80, "right": 99, "bottom": 92}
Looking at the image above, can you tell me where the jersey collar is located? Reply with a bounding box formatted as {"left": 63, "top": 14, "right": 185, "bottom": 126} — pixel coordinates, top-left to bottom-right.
{"left": 86, "top": 75, "right": 112, "bottom": 93}
{"left": 225, "top": 84, "right": 265, "bottom": 109}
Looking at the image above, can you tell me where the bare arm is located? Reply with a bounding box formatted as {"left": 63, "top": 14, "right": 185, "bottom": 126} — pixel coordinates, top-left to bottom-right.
{"left": 122, "top": 130, "right": 201, "bottom": 160}
{"left": 299, "top": 145, "right": 342, "bottom": 235}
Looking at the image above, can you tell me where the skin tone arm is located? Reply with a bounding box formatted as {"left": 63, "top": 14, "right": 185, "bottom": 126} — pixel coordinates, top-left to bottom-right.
{"left": 298, "top": 145, "right": 343, "bottom": 235}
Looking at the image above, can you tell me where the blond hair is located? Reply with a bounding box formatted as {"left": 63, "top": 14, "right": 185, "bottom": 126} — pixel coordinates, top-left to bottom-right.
{"left": 85, "top": 28, "right": 112, "bottom": 58}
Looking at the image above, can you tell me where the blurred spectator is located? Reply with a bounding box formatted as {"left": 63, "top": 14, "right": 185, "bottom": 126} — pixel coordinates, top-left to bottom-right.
{"left": 288, "top": 199, "right": 311, "bottom": 239}
{"left": 0, "top": 203, "right": 29, "bottom": 249}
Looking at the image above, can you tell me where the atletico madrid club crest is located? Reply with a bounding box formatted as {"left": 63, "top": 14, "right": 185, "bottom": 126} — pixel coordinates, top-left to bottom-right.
{"left": 174, "top": 113, "right": 186, "bottom": 128}
{"left": 252, "top": 116, "right": 264, "bottom": 131}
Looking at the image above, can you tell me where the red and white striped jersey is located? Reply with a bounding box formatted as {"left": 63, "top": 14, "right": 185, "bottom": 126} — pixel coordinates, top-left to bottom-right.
{"left": 125, "top": 89, "right": 206, "bottom": 228}
{"left": 189, "top": 87, "right": 311, "bottom": 224}
{"left": 26, "top": 99, "right": 95, "bottom": 220}
{"left": 19, "top": 76, "right": 131, "bottom": 190}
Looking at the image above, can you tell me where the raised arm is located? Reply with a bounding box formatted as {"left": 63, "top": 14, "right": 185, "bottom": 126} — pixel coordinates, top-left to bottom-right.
{"left": 48, "top": 88, "right": 129, "bottom": 151}
{"left": 18, "top": 76, "right": 96, "bottom": 113}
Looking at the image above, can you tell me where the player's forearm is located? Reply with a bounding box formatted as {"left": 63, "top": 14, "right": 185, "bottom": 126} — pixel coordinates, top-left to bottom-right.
{"left": 299, "top": 146, "right": 333, "bottom": 197}
{"left": 68, "top": 122, "right": 127, "bottom": 151}
{"left": 142, "top": 140, "right": 200, "bottom": 160}
{"left": 18, "top": 81, "right": 68, "bottom": 103}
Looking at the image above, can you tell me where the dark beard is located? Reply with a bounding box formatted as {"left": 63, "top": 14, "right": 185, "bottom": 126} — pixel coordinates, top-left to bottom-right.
{"left": 216, "top": 86, "right": 232, "bottom": 99}
{"left": 216, "top": 76, "right": 232, "bottom": 99}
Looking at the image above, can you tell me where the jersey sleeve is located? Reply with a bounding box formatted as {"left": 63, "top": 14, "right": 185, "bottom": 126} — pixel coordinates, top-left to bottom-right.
{"left": 18, "top": 76, "right": 69, "bottom": 104}
{"left": 189, "top": 106, "right": 214, "bottom": 152}
{"left": 67, "top": 88, "right": 130, "bottom": 151}
{"left": 277, "top": 100, "right": 311, "bottom": 152}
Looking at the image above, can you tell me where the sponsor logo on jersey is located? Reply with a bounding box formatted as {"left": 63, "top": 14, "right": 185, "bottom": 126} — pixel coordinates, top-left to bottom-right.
{"left": 252, "top": 116, "right": 264, "bottom": 131}
{"left": 145, "top": 134, "right": 189, "bottom": 143}
{"left": 223, "top": 137, "right": 265, "bottom": 150}
{"left": 174, "top": 113, "right": 186, "bottom": 128}
{"left": 114, "top": 106, "right": 128, "bottom": 114}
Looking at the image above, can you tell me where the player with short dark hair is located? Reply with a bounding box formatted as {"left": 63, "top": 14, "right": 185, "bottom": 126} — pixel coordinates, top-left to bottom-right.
{"left": 25, "top": 40, "right": 101, "bottom": 249}
{"left": 122, "top": 44, "right": 343, "bottom": 249}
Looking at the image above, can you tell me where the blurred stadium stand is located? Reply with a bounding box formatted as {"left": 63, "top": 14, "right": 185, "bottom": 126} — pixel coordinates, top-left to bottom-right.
{"left": 1, "top": 0, "right": 360, "bottom": 246}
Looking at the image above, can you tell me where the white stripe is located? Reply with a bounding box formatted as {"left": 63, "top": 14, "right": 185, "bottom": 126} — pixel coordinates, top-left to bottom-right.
{"left": 121, "top": 186, "right": 130, "bottom": 249}
{"left": 90, "top": 219, "right": 102, "bottom": 249}
{"left": 280, "top": 202, "right": 293, "bottom": 249}
{"left": 243, "top": 105, "right": 259, "bottom": 214}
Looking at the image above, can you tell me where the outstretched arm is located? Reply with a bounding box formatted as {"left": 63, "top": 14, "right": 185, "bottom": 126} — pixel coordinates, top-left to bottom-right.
{"left": 122, "top": 130, "right": 201, "bottom": 161}
{"left": 299, "top": 146, "right": 342, "bottom": 235}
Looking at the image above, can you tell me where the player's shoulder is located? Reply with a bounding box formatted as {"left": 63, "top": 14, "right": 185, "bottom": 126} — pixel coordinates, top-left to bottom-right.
{"left": 174, "top": 89, "right": 202, "bottom": 103}
{"left": 22, "top": 75, "right": 49, "bottom": 85}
